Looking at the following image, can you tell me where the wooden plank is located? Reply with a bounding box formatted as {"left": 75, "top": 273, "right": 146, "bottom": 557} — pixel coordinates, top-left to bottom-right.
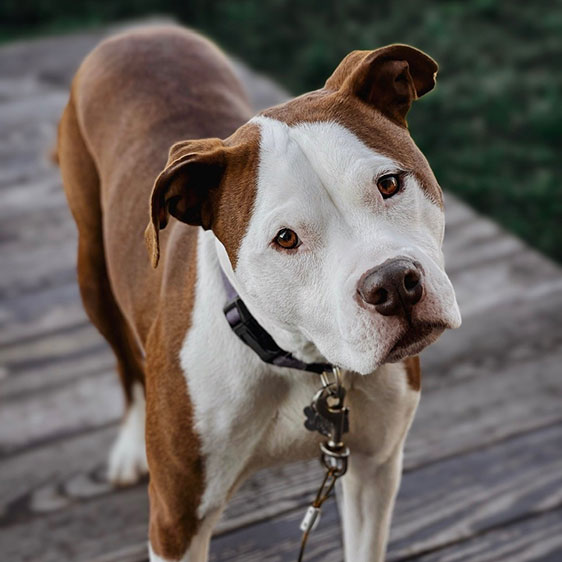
{"left": 210, "top": 505, "right": 342, "bottom": 562}
{"left": 0, "top": 242, "right": 76, "bottom": 298}
{"left": 0, "top": 93, "right": 66, "bottom": 187}
{"left": 4, "top": 321, "right": 562, "bottom": 468}
{"left": 2, "top": 270, "right": 561, "bottom": 454}
{"left": 1, "top": 484, "right": 149, "bottom": 562}
{"left": 0, "top": 321, "right": 103, "bottom": 370}
{"left": 0, "top": 426, "right": 117, "bottom": 521}
{"left": 230, "top": 58, "right": 290, "bottom": 112}
{"left": 0, "top": 284, "right": 84, "bottom": 346}
{"left": 406, "top": 347, "right": 562, "bottom": 467}
{"left": 0, "top": 278, "right": 78, "bottom": 343}
{"left": 447, "top": 248, "right": 562, "bottom": 319}
{"left": 0, "top": 368, "right": 122, "bottom": 456}
{"left": 1, "top": 340, "right": 559, "bottom": 523}
{"left": 205, "top": 423, "right": 562, "bottom": 562}
{"left": 0, "top": 29, "right": 105, "bottom": 82}
{"left": 0, "top": 178, "right": 68, "bottom": 219}
{"left": 1, "top": 338, "right": 112, "bottom": 401}
{"left": 414, "top": 508, "right": 562, "bottom": 562}
{"left": 442, "top": 193, "right": 477, "bottom": 227}
{"left": 0, "top": 420, "right": 319, "bottom": 533}
{"left": 2, "top": 263, "right": 558, "bottom": 554}
{"left": 420, "top": 281, "right": 562, "bottom": 390}
{"left": 4, "top": 184, "right": 558, "bottom": 310}
{"left": 442, "top": 208, "right": 524, "bottom": 274}
{"left": 389, "top": 423, "right": 562, "bottom": 559}
{"left": 4, "top": 421, "right": 559, "bottom": 562}
{"left": 4, "top": 222, "right": 560, "bottom": 419}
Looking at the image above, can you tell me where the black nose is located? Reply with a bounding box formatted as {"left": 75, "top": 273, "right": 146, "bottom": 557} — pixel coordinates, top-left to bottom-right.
{"left": 357, "top": 258, "right": 424, "bottom": 317}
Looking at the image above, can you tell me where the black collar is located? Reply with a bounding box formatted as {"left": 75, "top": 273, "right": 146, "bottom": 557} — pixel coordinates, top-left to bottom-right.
{"left": 221, "top": 270, "right": 332, "bottom": 374}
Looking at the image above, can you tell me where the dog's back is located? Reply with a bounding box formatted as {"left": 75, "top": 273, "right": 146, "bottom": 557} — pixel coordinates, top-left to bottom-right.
{"left": 59, "top": 25, "right": 251, "bottom": 332}
{"left": 57, "top": 25, "right": 252, "bottom": 483}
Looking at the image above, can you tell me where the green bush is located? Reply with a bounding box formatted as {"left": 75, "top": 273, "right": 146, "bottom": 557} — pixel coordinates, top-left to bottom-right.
{"left": 2, "top": 0, "right": 561, "bottom": 261}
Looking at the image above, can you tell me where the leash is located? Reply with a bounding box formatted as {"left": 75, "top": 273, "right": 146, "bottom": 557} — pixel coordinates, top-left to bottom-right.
{"left": 299, "top": 365, "right": 349, "bottom": 561}
{"left": 221, "top": 270, "right": 350, "bottom": 561}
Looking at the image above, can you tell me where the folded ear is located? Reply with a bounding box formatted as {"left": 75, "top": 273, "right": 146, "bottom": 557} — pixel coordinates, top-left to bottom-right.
{"left": 145, "top": 138, "right": 225, "bottom": 268}
{"left": 325, "top": 44, "right": 438, "bottom": 127}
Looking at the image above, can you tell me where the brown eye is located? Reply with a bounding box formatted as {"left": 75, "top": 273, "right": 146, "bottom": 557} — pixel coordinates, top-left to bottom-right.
{"left": 377, "top": 174, "right": 401, "bottom": 198}
{"left": 275, "top": 228, "right": 300, "bottom": 249}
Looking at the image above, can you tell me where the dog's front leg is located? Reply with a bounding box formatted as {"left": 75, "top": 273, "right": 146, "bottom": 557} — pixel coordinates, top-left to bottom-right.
{"left": 144, "top": 317, "right": 224, "bottom": 562}
{"left": 340, "top": 447, "right": 403, "bottom": 562}
{"left": 148, "top": 506, "right": 224, "bottom": 562}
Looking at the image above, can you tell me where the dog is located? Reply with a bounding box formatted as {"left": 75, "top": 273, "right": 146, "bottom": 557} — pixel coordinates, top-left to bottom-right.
{"left": 57, "top": 25, "right": 461, "bottom": 562}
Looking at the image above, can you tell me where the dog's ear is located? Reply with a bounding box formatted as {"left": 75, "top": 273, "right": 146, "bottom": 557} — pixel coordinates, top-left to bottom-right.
{"left": 145, "top": 138, "right": 226, "bottom": 268}
{"left": 325, "top": 45, "right": 438, "bottom": 127}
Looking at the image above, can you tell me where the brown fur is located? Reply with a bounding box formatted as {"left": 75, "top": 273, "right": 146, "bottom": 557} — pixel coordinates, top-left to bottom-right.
{"left": 145, "top": 122, "right": 261, "bottom": 269}
{"left": 261, "top": 45, "right": 443, "bottom": 207}
{"left": 58, "top": 26, "right": 253, "bottom": 559}
{"left": 58, "top": 90, "right": 146, "bottom": 403}
{"left": 404, "top": 355, "right": 422, "bottom": 391}
{"left": 325, "top": 45, "right": 437, "bottom": 127}
{"left": 144, "top": 227, "right": 203, "bottom": 558}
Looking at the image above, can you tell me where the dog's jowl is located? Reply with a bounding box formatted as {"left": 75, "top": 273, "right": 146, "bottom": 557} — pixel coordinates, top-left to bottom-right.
{"left": 57, "top": 24, "right": 460, "bottom": 562}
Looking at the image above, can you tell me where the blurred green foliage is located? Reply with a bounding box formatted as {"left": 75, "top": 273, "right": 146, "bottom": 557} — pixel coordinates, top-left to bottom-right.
{"left": 2, "top": 0, "right": 561, "bottom": 261}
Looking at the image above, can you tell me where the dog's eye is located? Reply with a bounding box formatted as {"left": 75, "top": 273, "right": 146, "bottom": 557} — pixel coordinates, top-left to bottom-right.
{"left": 274, "top": 228, "right": 300, "bottom": 250}
{"left": 377, "top": 174, "right": 401, "bottom": 198}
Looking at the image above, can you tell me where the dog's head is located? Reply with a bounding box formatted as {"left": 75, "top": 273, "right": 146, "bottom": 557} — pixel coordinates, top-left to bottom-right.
{"left": 146, "top": 45, "right": 461, "bottom": 374}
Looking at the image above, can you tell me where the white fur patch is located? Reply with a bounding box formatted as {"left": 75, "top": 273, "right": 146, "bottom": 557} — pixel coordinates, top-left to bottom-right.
{"left": 107, "top": 382, "right": 148, "bottom": 486}
{"left": 180, "top": 231, "right": 277, "bottom": 518}
{"left": 148, "top": 542, "right": 186, "bottom": 562}
{"left": 228, "top": 116, "right": 461, "bottom": 375}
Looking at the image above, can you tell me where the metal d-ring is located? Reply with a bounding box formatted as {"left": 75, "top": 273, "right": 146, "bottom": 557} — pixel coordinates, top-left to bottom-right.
{"left": 320, "top": 365, "right": 343, "bottom": 389}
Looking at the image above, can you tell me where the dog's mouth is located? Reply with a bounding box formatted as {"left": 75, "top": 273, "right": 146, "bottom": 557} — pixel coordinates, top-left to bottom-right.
{"left": 384, "top": 322, "right": 446, "bottom": 363}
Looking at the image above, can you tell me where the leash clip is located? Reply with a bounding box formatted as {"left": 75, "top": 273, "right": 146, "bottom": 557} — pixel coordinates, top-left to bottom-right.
{"left": 298, "top": 366, "right": 350, "bottom": 561}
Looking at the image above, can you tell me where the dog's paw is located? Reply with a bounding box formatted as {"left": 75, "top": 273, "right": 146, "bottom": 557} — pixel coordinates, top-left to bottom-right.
{"left": 107, "top": 384, "right": 148, "bottom": 486}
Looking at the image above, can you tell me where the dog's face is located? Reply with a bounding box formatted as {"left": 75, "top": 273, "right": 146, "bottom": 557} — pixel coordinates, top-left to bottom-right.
{"left": 230, "top": 115, "right": 460, "bottom": 374}
{"left": 146, "top": 45, "right": 461, "bottom": 375}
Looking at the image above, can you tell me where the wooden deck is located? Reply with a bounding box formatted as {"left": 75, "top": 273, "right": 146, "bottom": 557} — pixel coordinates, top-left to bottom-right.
{"left": 1, "top": 23, "right": 562, "bottom": 562}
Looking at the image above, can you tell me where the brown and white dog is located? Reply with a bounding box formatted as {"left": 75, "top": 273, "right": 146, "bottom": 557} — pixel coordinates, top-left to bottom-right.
{"left": 57, "top": 25, "right": 460, "bottom": 562}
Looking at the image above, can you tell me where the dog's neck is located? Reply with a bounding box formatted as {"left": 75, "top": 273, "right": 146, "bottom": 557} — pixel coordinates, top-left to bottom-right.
{"left": 213, "top": 235, "right": 328, "bottom": 366}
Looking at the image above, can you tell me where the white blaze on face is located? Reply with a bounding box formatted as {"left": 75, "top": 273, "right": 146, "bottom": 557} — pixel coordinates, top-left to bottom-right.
{"left": 228, "top": 116, "right": 461, "bottom": 375}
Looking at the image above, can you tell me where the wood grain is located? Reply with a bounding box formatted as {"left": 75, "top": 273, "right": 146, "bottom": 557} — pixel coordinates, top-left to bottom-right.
{"left": 414, "top": 508, "right": 562, "bottom": 562}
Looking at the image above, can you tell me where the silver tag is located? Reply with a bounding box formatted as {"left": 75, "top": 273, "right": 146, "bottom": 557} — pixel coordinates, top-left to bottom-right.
{"left": 300, "top": 505, "right": 321, "bottom": 532}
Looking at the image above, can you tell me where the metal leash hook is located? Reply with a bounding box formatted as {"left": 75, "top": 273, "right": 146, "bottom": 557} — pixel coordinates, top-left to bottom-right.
{"left": 299, "top": 366, "right": 350, "bottom": 562}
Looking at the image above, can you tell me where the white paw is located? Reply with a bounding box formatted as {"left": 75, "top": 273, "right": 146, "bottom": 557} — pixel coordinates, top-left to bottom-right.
{"left": 107, "top": 383, "right": 148, "bottom": 486}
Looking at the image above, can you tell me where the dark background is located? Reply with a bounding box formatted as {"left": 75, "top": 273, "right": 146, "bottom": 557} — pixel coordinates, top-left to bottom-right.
{"left": 1, "top": 0, "right": 561, "bottom": 262}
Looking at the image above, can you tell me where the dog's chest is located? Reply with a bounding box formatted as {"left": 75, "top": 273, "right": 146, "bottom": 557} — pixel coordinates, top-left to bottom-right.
{"left": 252, "top": 363, "right": 419, "bottom": 467}
{"left": 178, "top": 231, "right": 419, "bottom": 516}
